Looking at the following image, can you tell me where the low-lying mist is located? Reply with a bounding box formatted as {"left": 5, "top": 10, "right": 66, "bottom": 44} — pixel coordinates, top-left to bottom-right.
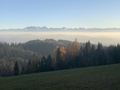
{"left": 0, "top": 31, "right": 120, "bottom": 45}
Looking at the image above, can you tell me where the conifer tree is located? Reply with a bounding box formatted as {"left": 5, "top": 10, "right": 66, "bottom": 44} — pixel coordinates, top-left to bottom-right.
{"left": 14, "top": 61, "right": 19, "bottom": 75}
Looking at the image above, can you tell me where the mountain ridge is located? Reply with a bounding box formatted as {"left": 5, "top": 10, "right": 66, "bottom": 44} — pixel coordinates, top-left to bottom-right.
{"left": 1, "top": 26, "right": 120, "bottom": 31}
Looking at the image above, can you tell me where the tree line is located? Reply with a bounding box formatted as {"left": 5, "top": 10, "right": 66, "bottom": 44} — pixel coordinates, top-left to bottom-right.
{"left": 0, "top": 40, "right": 120, "bottom": 76}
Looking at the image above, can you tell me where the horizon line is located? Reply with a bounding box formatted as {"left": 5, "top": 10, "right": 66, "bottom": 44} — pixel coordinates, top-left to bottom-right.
{"left": 1, "top": 26, "right": 120, "bottom": 30}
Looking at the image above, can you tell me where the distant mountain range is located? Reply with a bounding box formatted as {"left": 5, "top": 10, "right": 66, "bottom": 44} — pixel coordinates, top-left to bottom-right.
{"left": 1, "top": 26, "right": 120, "bottom": 32}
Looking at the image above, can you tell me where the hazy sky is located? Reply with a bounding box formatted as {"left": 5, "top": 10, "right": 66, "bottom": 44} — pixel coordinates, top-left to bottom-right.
{"left": 1, "top": 0, "right": 120, "bottom": 29}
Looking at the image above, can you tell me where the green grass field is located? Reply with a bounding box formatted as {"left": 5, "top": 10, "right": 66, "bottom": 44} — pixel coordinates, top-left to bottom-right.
{"left": 0, "top": 64, "right": 120, "bottom": 90}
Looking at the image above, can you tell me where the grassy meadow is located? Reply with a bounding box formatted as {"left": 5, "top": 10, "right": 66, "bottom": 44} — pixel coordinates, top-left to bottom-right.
{"left": 0, "top": 64, "right": 120, "bottom": 90}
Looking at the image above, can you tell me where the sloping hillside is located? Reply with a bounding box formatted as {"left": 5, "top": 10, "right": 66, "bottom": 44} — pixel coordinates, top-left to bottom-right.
{"left": 20, "top": 39, "right": 72, "bottom": 55}
{"left": 0, "top": 64, "right": 120, "bottom": 90}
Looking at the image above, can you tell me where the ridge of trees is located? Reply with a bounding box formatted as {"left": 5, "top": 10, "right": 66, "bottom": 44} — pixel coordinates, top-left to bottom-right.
{"left": 0, "top": 40, "right": 120, "bottom": 76}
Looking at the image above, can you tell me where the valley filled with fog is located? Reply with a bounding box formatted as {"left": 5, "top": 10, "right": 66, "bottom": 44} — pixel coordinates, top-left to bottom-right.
{"left": 0, "top": 31, "right": 120, "bottom": 45}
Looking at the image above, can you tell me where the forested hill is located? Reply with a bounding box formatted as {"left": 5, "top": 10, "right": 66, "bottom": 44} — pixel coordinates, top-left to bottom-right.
{"left": 19, "top": 39, "right": 72, "bottom": 55}
{"left": 0, "top": 39, "right": 73, "bottom": 76}
{"left": 0, "top": 39, "right": 73, "bottom": 62}
{"left": 0, "top": 39, "right": 120, "bottom": 77}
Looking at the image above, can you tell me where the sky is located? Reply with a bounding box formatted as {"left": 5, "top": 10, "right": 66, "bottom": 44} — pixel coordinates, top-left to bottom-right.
{"left": 1, "top": 0, "right": 120, "bottom": 29}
